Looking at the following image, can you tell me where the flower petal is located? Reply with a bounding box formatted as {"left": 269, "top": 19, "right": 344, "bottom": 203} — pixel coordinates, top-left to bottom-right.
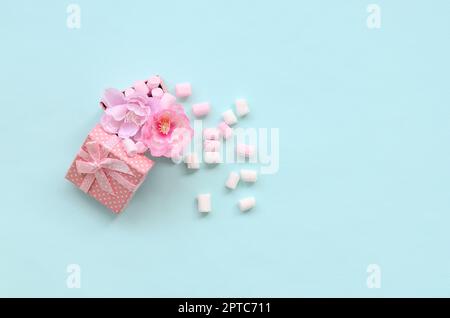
{"left": 105, "top": 104, "right": 128, "bottom": 121}
{"left": 100, "top": 114, "right": 121, "bottom": 134}
{"left": 102, "top": 88, "right": 125, "bottom": 107}
{"left": 124, "top": 88, "right": 135, "bottom": 97}
{"left": 127, "top": 103, "right": 149, "bottom": 117}
{"left": 148, "top": 97, "right": 162, "bottom": 113}
{"left": 118, "top": 122, "right": 139, "bottom": 138}
{"left": 148, "top": 143, "right": 168, "bottom": 157}
{"left": 133, "top": 129, "right": 142, "bottom": 142}
{"left": 145, "top": 135, "right": 168, "bottom": 157}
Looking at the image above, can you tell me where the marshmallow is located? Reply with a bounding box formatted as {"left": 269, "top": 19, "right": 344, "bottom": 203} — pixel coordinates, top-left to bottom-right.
{"left": 235, "top": 99, "right": 250, "bottom": 117}
{"left": 184, "top": 153, "right": 200, "bottom": 170}
{"left": 203, "top": 128, "right": 220, "bottom": 140}
{"left": 122, "top": 138, "right": 137, "bottom": 157}
{"left": 192, "top": 102, "right": 210, "bottom": 117}
{"left": 197, "top": 194, "right": 211, "bottom": 213}
{"left": 204, "top": 152, "right": 221, "bottom": 164}
{"left": 240, "top": 169, "right": 258, "bottom": 183}
{"left": 237, "top": 144, "right": 256, "bottom": 158}
{"left": 160, "top": 93, "right": 176, "bottom": 108}
{"left": 239, "top": 197, "right": 256, "bottom": 212}
{"left": 222, "top": 109, "right": 238, "bottom": 126}
{"left": 204, "top": 140, "right": 221, "bottom": 152}
{"left": 147, "top": 76, "right": 162, "bottom": 89}
{"left": 151, "top": 87, "right": 164, "bottom": 97}
{"left": 225, "top": 171, "right": 240, "bottom": 190}
{"left": 218, "top": 122, "right": 233, "bottom": 140}
{"left": 175, "top": 82, "right": 192, "bottom": 98}
{"left": 134, "top": 80, "right": 149, "bottom": 95}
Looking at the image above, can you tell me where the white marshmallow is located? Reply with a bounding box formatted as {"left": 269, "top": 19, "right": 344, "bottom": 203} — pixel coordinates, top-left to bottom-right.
{"left": 203, "top": 128, "right": 221, "bottom": 140}
{"left": 184, "top": 153, "right": 200, "bottom": 170}
{"left": 147, "top": 76, "right": 162, "bottom": 89}
{"left": 222, "top": 109, "right": 238, "bottom": 126}
{"left": 235, "top": 99, "right": 250, "bottom": 117}
{"left": 225, "top": 171, "right": 240, "bottom": 190}
{"left": 239, "top": 197, "right": 256, "bottom": 212}
{"left": 240, "top": 169, "right": 258, "bottom": 183}
{"left": 204, "top": 140, "right": 221, "bottom": 152}
{"left": 197, "top": 194, "right": 211, "bottom": 213}
{"left": 204, "top": 152, "right": 221, "bottom": 164}
{"left": 218, "top": 122, "right": 233, "bottom": 140}
{"left": 151, "top": 87, "right": 164, "bottom": 97}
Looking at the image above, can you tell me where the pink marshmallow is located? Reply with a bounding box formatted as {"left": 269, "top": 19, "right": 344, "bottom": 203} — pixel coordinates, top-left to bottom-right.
{"left": 203, "top": 128, "right": 221, "bottom": 140}
{"left": 133, "top": 80, "right": 149, "bottom": 95}
{"left": 192, "top": 102, "right": 210, "bottom": 117}
{"left": 218, "top": 122, "right": 233, "bottom": 140}
{"left": 239, "top": 197, "right": 256, "bottom": 212}
{"left": 151, "top": 87, "right": 164, "bottom": 98}
{"left": 235, "top": 99, "right": 250, "bottom": 117}
{"left": 204, "top": 140, "right": 221, "bottom": 152}
{"left": 175, "top": 82, "right": 192, "bottom": 98}
{"left": 147, "top": 76, "right": 162, "bottom": 89}
{"left": 222, "top": 109, "right": 238, "bottom": 126}
{"left": 225, "top": 171, "right": 240, "bottom": 190}
{"left": 237, "top": 144, "right": 256, "bottom": 158}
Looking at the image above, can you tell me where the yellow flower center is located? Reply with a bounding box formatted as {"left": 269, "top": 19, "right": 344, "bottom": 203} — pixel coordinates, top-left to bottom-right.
{"left": 158, "top": 117, "right": 171, "bottom": 135}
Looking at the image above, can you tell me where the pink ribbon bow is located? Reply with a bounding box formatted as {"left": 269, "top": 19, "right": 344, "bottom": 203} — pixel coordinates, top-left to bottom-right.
{"left": 76, "top": 141, "right": 137, "bottom": 196}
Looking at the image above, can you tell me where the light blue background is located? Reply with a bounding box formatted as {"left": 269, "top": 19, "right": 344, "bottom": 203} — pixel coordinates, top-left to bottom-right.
{"left": 1, "top": 0, "right": 450, "bottom": 297}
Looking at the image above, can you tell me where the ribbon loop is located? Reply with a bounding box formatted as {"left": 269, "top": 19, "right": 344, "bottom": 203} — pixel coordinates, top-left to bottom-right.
{"left": 76, "top": 160, "right": 98, "bottom": 174}
{"left": 75, "top": 140, "right": 137, "bottom": 196}
{"left": 100, "top": 158, "right": 133, "bottom": 175}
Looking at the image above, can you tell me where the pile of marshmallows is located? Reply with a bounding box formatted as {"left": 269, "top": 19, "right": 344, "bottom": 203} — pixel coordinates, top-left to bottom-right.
{"left": 174, "top": 82, "right": 257, "bottom": 214}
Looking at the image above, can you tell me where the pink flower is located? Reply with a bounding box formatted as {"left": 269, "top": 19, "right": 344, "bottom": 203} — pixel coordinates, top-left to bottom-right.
{"left": 100, "top": 88, "right": 152, "bottom": 139}
{"left": 140, "top": 103, "right": 193, "bottom": 158}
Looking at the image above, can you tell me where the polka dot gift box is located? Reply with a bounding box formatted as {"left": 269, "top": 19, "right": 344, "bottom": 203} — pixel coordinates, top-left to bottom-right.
{"left": 66, "top": 125, "right": 154, "bottom": 213}
{"left": 66, "top": 75, "right": 194, "bottom": 213}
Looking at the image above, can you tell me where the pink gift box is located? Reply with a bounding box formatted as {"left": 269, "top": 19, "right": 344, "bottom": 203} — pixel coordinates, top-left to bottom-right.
{"left": 66, "top": 125, "right": 154, "bottom": 213}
